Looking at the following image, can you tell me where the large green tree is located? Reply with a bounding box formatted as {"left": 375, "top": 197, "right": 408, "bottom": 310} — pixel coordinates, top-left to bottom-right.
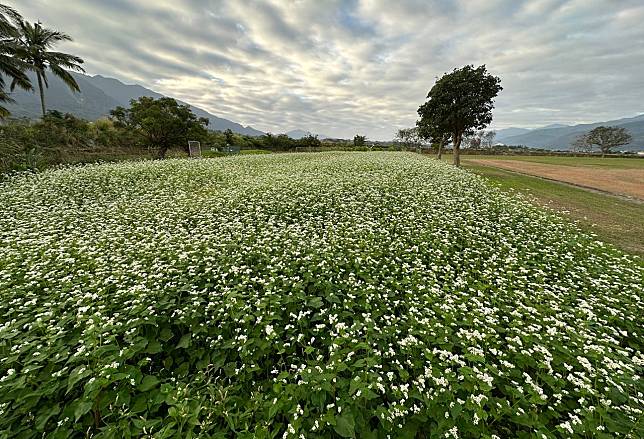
{"left": 0, "top": 4, "right": 31, "bottom": 117}
{"left": 13, "top": 20, "right": 84, "bottom": 116}
{"left": 573, "top": 126, "right": 632, "bottom": 157}
{"left": 417, "top": 65, "right": 502, "bottom": 166}
{"left": 110, "top": 97, "right": 209, "bottom": 158}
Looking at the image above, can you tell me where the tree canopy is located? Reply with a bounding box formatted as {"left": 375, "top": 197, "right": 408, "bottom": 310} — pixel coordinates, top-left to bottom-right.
{"left": 353, "top": 135, "right": 366, "bottom": 147}
{"left": 110, "top": 97, "right": 209, "bottom": 158}
{"left": 417, "top": 65, "right": 502, "bottom": 166}
{"left": 573, "top": 126, "right": 632, "bottom": 157}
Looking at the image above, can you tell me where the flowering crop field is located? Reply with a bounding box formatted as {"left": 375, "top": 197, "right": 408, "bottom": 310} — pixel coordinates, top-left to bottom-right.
{"left": 0, "top": 152, "right": 642, "bottom": 438}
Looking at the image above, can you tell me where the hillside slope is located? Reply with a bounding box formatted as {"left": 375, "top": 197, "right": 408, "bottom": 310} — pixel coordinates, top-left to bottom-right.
{"left": 499, "top": 115, "right": 644, "bottom": 151}
{"left": 5, "top": 72, "right": 265, "bottom": 136}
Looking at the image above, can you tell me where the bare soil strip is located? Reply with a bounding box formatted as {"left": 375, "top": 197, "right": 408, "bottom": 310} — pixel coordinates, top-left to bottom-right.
{"left": 467, "top": 159, "right": 644, "bottom": 200}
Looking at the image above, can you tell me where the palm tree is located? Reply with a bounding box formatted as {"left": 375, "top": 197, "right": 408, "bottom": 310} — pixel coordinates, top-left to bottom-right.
{"left": 0, "top": 3, "right": 31, "bottom": 117}
{"left": 13, "top": 20, "right": 84, "bottom": 116}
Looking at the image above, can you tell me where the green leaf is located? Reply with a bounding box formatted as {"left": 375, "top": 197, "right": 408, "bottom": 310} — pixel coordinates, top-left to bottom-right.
{"left": 311, "top": 390, "right": 326, "bottom": 408}
{"left": 146, "top": 340, "right": 163, "bottom": 354}
{"left": 308, "top": 297, "right": 324, "bottom": 308}
{"left": 35, "top": 403, "right": 60, "bottom": 431}
{"left": 176, "top": 334, "right": 191, "bottom": 349}
{"left": 66, "top": 366, "right": 91, "bottom": 394}
{"left": 334, "top": 413, "right": 355, "bottom": 438}
{"left": 131, "top": 394, "right": 148, "bottom": 413}
{"left": 74, "top": 400, "right": 93, "bottom": 421}
{"left": 138, "top": 375, "right": 160, "bottom": 392}
{"left": 159, "top": 327, "right": 173, "bottom": 342}
{"left": 349, "top": 378, "right": 361, "bottom": 395}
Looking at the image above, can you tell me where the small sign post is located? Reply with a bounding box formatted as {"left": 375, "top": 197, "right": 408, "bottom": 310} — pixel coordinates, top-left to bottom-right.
{"left": 188, "top": 141, "right": 201, "bottom": 158}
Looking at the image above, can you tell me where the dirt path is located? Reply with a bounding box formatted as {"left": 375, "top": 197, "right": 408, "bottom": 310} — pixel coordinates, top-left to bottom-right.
{"left": 467, "top": 159, "right": 644, "bottom": 200}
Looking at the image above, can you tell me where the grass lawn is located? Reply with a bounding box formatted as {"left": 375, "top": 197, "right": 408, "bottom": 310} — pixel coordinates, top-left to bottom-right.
{"left": 462, "top": 161, "right": 644, "bottom": 255}
{"left": 460, "top": 154, "right": 644, "bottom": 169}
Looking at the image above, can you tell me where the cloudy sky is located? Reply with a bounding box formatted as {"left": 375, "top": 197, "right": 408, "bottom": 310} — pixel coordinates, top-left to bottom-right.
{"left": 8, "top": 0, "right": 644, "bottom": 139}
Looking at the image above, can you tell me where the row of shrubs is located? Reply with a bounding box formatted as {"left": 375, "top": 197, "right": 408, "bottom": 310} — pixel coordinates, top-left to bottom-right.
{"left": 0, "top": 111, "right": 427, "bottom": 175}
{"left": 0, "top": 111, "right": 312, "bottom": 174}
{"left": 0, "top": 112, "right": 147, "bottom": 173}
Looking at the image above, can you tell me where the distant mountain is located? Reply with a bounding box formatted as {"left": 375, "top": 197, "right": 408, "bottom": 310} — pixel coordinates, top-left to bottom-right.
{"left": 5, "top": 72, "right": 121, "bottom": 121}
{"left": 87, "top": 74, "right": 163, "bottom": 106}
{"left": 495, "top": 127, "right": 532, "bottom": 141}
{"left": 4, "top": 72, "right": 265, "bottom": 136}
{"left": 498, "top": 115, "right": 644, "bottom": 151}
{"left": 286, "top": 129, "right": 330, "bottom": 140}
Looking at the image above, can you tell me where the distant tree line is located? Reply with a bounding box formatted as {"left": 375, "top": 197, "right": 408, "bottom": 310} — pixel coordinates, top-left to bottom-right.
{"left": 1, "top": 95, "right": 329, "bottom": 173}
{"left": 1, "top": 92, "right": 434, "bottom": 174}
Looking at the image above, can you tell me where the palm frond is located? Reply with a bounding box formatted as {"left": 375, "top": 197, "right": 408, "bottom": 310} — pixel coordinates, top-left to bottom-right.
{"left": 9, "top": 72, "right": 32, "bottom": 91}
{"left": 0, "top": 5, "right": 22, "bottom": 22}
{"left": 49, "top": 64, "right": 80, "bottom": 92}
{"left": 18, "top": 20, "right": 72, "bottom": 49}
{"left": 0, "top": 4, "right": 22, "bottom": 38}
{"left": 0, "top": 54, "right": 32, "bottom": 91}
{"left": 42, "top": 29, "right": 72, "bottom": 47}
{"left": 44, "top": 51, "right": 85, "bottom": 71}
{"left": 0, "top": 87, "right": 14, "bottom": 117}
{"left": 0, "top": 88, "right": 14, "bottom": 103}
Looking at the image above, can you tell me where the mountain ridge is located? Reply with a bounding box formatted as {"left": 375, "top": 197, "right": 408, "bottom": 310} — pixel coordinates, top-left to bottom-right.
{"left": 496, "top": 115, "right": 644, "bottom": 151}
{"left": 4, "top": 72, "right": 265, "bottom": 136}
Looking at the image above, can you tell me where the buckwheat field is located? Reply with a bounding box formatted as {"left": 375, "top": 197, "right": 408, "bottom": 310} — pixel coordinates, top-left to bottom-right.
{"left": 0, "top": 152, "right": 642, "bottom": 438}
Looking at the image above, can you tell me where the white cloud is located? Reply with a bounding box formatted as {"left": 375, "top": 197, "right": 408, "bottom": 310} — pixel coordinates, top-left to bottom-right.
{"left": 8, "top": 0, "right": 644, "bottom": 139}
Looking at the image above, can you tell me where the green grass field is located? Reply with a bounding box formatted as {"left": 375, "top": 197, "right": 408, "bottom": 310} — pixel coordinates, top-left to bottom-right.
{"left": 449, "top": 155, "right": 644, "bottom": 255}
{"left": 460, "top": 154, "right": 644, "bottom": 169}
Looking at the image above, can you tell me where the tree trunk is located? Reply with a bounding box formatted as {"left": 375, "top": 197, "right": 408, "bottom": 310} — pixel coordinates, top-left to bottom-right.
{"left": 453, "top": 133, "right": 462, "bottom": 167}
{"left": 437, "top": 140, "right": 443, "bottom": 160}
{"left": 36, "top": 72, "right": 46, "bottom": 117}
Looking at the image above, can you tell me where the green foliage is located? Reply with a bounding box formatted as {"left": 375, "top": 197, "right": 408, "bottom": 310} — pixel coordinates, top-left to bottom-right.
{"left": 418, "top": 65, "right": 502, "bottom": 166}
{"left": 224, "top": 128, "right": 235, "bottom": 145}
{"left": 110, "top": 97, "right": 209, "bottom": 158}
{"left": 0, "top": 112, "right": 144, "bottom": 173}
{"left": 0, "top": 153, "right": 642, "bottom": 437}
{"left": 298, "top": 134, "right": 322, "bottom": 149}
{"left": 353, "top": 135, "right": 366, "bottom": 147}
